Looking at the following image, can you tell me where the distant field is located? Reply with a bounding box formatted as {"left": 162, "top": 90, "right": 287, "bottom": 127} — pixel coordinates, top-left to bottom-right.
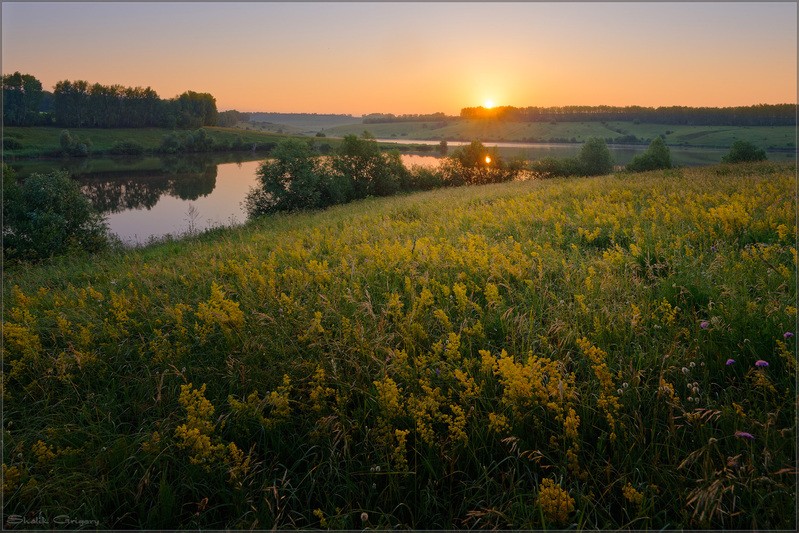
{"left": 248, "top": 112, "right": 359, "bottom": 128}
{"left": 323, "top": 120, "right": 797, "bottom": 150}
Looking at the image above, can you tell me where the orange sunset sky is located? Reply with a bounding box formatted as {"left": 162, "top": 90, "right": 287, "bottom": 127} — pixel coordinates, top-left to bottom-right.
{"left": 2, "top": 2, "right": 797, "bottom": 115}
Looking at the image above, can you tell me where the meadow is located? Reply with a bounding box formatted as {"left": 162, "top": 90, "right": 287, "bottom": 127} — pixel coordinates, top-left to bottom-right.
{"left": 325, "top": 119, "right": 797, "bottom": 151}
{"left": 2, "top": 161, "right": 796, "bottom": 529}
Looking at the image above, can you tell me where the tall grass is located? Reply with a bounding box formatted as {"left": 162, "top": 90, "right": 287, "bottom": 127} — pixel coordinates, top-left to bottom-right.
{"left": 2, "top": 161, "right": 795, "bottom": 529}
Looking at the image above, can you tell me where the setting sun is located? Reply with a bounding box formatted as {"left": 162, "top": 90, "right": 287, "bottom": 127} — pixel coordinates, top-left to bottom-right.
{"left": 485, "top": 155, "right": 492, "bottom": 164}
{"left": 483, "top": 99, "right": 495, "bottom": 109}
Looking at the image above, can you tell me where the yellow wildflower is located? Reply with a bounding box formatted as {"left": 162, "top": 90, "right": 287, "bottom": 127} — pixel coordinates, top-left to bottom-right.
{"left": 487, "top": 412, "right": 509, "bottom": 434}
{"left": 622, "top": 482, "right": 644, "bottom": 506}
{"left": 31, "top": 440, "right": 56, "bottom": 464}
{"left": 537, "top": 478, "right": 575, "bottom": 526}
{"left": 2, "top": 464, "right": 22, "bottom": 494}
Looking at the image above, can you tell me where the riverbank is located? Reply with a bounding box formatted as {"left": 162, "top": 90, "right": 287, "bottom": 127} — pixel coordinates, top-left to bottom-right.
{"left": 5, "top": 122, "right": 796, "bottom": 162}
{"left": 1, "top": 126, "right": 329, "bottom": 160}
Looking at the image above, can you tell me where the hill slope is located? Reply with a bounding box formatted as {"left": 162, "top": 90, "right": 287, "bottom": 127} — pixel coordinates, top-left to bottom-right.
{"left": 324, "top": 119, "right": 797, "bottom": 150}
{"left": 3, "top": 162, "right": 795, "bottom": 529}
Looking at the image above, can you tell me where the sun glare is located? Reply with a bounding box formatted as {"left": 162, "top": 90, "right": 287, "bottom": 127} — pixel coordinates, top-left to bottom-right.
{"left": 485, "top": 155, "right": 492, "bottom": 164}
{"left": 484, "top": 99, "right": 495, "bottom": 109}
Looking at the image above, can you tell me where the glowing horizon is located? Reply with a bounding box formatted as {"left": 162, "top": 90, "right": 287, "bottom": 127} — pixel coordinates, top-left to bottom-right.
{"left": 2, "top": 3, "right": 796, "bottom": 115}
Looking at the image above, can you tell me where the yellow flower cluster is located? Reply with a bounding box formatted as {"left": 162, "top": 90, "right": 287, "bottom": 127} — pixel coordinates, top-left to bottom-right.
{"left": 406, "top": 379, "right": 443, "bottom": 446}
{"left": 487, "top": 412, "right": 509, "bottom": 434}
{"left": 373, "top": 376, "right": 402, "bottom": 418}
{"left": 708, "top": 201, "right": 751, "bottom": 237}
{"left": 298, "top": 310, "right": 325, "bottom": 343}
{"left": 175, "top": 383, "right": 218, "bottom": 468}
{"left": 537, "top": 478, "right": 575, "bottom": 525}
{"left": 175, "top": 383, "right": 253, "bottom": 481}
{"left": 577, "top": 337, "right": 620, "bottom": 442}
{"left": 31, "top": 440, "right": 56, "bottom": 464}
{"left": 4, "top": 322, "right": 43, "bottom": 381}
{"left": 393, "top": 429, "right": 410, "bottom": 471}
{"left": 2, "top": 463, "right": 22, "bottom": 494}
{"left": 309, "top": 366, "right": 336, "bottom": 413}
{"left": 654, "top": 299, "right": 678, "bottom": 327}
{"left": 484, "top": 282, "right": 502, "bottom": 309}
{"left": 141, "top": 431, "right": 162, "bottom": 454}
{"left": 228, "top": 375, "right": 293, "bottom": 430}
{"left": 494, "top": 350, "right": 575, "bottom": 421}
{"left": 563, "top": 407, "right": 580, "bottom": 440}
{"left": 622, "top": 482, "right": 644, "bottom": 506}
{"left": 195, "top": 282, "right": 245, "bottom": 342}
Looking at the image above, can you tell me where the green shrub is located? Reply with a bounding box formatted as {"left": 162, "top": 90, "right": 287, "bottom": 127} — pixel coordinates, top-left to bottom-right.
{"left": 245, "top": 139, "right": 326, "bottom": 216}
{"left": 59, "top": 129, "right": 91, "bottom": 157}
{"left": 626, "top": 137, "right": 672, "bottom": 172}
{"left": 722, "top": 140, "right": 767, "bottom": 163}
{"left": 440, "top": 140, "right": 523, "bottom": 185}
{"left": 529, "top": 156, "right": 583, "bottom": 178}
{"left": 109, "top": 140, "right": 145, "bottom": 156}
{"left": 530, "top": 138, "right": 614, "bottom": 178}
{"left": 3, "top": 137, "right": 23, "bottom": 150}
{"left": 3, "top": 168, "right": 109, "bottom": 262}
{"left": 408, "top": 165, "right": 445, "bottom": 190}
{"left": 578, "top": 137, "right": 614, "bottom": 175}
{"left": 159, "top": 132, "right": 182, "bottom": 154}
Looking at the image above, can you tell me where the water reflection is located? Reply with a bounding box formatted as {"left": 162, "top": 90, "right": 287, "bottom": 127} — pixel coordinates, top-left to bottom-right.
{"left": 80, "top": 165, "right": 217, "bottom": 213}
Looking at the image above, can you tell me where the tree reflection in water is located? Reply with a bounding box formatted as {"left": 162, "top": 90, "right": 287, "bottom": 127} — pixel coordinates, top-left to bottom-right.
{"left": 77, "top": 156, "right": 218, "bottom": 213}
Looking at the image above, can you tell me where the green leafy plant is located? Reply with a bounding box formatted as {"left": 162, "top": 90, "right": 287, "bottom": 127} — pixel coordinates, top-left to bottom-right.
{"left": 3, "top": 167, "right": 109, "bottom": 261}
{"left": 722, "top": 140, "right": 767, "bottom": 163}
{"left": 626, "top": 137, "right": 672, "bottom": 172}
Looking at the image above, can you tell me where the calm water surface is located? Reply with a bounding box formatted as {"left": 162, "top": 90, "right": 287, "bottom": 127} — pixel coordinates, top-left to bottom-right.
{"left": 102, "top": 159, "right": 260, "bottom": 244}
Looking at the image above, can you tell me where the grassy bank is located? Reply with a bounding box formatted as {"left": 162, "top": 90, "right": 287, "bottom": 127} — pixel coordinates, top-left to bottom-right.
{"left": 1, "top": 126, "right": 334, "bottom": 160}
{"left": 2, "top": 162, "right": 796, "bottom": 529}
{"left": 1, "top": 126, "right": 443, "bottom": 162}
{"left": 324, "top": 119, "right": 797, "bottom": 151}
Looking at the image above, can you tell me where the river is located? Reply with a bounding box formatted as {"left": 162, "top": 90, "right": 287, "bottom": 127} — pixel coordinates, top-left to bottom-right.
{"left": 7, "top": 144, "right": 794, "bottom": 245}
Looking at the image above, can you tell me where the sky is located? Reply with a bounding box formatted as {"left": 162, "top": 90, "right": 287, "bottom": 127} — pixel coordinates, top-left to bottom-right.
{"left": 2, "top": 2, "right": 796, "bottom": 115}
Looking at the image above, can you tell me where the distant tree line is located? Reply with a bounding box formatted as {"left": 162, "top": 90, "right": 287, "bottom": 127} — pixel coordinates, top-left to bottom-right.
{"left": 363, "top": 112, "right": 458, "bottom": 124}
{"left": 52, "top": 82, "right": 217, "bottom": 128}
{"left": 3, "top": 72, "right": 219, "bottom": 128}
{"left": 460, "top": 104, "right": 796, "bottom": 126}
{"left": 217, "top": 110, "right": 252, "bottom": 127}
{"left": 2, "top": 72, "right": 45, "bottom": 126}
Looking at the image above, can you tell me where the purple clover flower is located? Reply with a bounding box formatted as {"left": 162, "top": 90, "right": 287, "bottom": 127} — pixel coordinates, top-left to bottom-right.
{"left": 784, "top": 332, "right": 794, "bottom": 340}
{"left": 700, "top": 321, "right": 710, "bottom": 330}
{"left": 725, "top": 358, "right": 735, "bottom": 366}
{"left": 755, "top": 360, "right": 769, "bottom": 368}
{"left": 734, "top": 431, "right": 755, "bottom": 440}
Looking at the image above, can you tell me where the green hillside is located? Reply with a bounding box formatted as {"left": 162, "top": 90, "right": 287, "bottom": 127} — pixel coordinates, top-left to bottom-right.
{"left": 324, "top": 120, "right": 796, "bottom": 150}
{"left": 3, "top": 161, "right": 795, "bottom": 529}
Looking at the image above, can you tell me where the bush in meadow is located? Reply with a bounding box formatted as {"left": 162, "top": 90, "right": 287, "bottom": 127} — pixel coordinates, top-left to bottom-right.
{"left": 626, "top": 136, "right": 672, "bottom": 172}
{"left": 722, "top": 140, "right": 767, "bottom": 163}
